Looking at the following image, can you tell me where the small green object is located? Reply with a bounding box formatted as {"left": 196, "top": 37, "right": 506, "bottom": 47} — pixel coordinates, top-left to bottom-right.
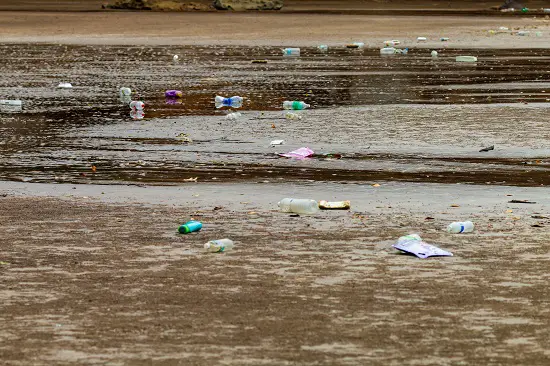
{"left": 521, "top": 7, "right": 528, "bottom": 12}
{"left": 292, "top": 101, "right": 303, "bottom": 110}
{"left": 0, "top": 261, "right": 9, "bottom": 265}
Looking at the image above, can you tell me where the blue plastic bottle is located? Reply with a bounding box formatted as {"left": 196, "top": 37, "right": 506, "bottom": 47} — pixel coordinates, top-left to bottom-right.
{"left": 178, "top": 220, "right": 203, "bottom": 234}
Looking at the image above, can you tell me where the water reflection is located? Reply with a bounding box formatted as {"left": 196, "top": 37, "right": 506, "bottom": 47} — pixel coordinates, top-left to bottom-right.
{"left": 130, "top": 109, "right": 145, "bottom": 120}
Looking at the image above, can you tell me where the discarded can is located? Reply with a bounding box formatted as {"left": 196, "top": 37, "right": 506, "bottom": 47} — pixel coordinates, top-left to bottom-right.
{"left": 165, "top": 90, "right": 183, "bottom": 98}
{"left": 178, "top": 220, "right": 203, "bottom": 234}
{"left": 204, "top": 238, "right": 234, "bottom": 252}
{"left": 319, "top": 200, "right": 351, "bottom": 210}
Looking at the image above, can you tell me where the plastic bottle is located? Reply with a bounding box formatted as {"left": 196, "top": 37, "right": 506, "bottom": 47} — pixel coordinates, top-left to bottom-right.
{"left": 214, "top": 95, "right": 243, "bottom": 108}
{"left": 282, "top": 48, "right": 300, "bottom": 56}
{"left": 380, "top": 47, "right": 396, "bottom": 55}
{"left": 0, "top": 100, "right": 22, "bottom": 106}
{"left": 446, "top": 221, "right": 474, "bottom": 234}
{"left": 278, "top": 198, "right": 319, "bottom": 215}
{"left": 456, "top": 56, "right": 477, "bottom": 63}
{"left": 178, "top": 220, "right": 203, "bottom": 234}
{"left": 431, "top": 50, "right": 438, "bottom": 57}
{"left": 120, "top": 87, "right": 132, "bottom": 97}
{"left": 58, "top": 82, "right": 73, "bottom": 89}
{"left": 417, "top": 36, "right": 427, "bottom": 42}
{"left": 129, "top": 101, "right": 145, "bottom": 110}
{"left": 204, "top": 238, "right": 234, "bottom": 253}
{"left": 282, "top": 101, "right": 310, "bottom": 110}
{"left": 318, "top": 45, "right": 328, "bottom": 52}
{"left": 130, "top": 109, "right": 145, "bottom": 120}
{"left": 173, "top": 55, "right": 179, "bottom": 61}
{"left": 394, "top": 48, "right": 408, "bottom": 54}
{"left": 165, "top": 90, "right": 183, "bottom": 98}
{"left": 384, "top": 40, "right": 400, "bottom": 46}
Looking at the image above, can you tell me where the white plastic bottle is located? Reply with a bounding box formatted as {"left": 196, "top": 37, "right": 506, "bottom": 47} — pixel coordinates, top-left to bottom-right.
{"left": 58, "top": 82, "right": 73, "bottom": 89}
{"left": 431, "top": 50, "right": 438, "bottom": 57}
{"left": 0, "top": 100, "right": 22, "bottom": 106}
{"left": 282, "top": 48, "right": 300, "bottom": 56}
{"left": 380, "top": 47, "right": 396, "bottom": 55}
{"left": 129, "top": 101, "right": 145, "bottom": 110}
{"left": 204, "top": 239, "right": 234, "bottom": 253}
{"left": 120, "top": 87, "right": 131, "bottom": 97}
{"left": 278, "top": 198, "right": 319, "bottom": 215}
{"left": 282, "top": 101, "right": 310, "bottom": 110}
{"left": 215, "top": 95, "right": 243, "bottom": 108}
{"left": 447, "top": 221, "right": 474, "bottom": 233}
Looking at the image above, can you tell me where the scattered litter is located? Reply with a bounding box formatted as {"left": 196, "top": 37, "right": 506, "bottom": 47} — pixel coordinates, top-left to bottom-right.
{"left": 517, "top": 30, "right": 530, "bottom": 36}
{"left": 319, "top": 200, "right": 351, "bottom": 210}
{"left": 58, "top": 82, "right": 73, "bottom": 89}
{"left": 431, "top": 50, "right": 438, "bottom": 57}
{"left": 282, "top": 48, "right": 300, "bottom": 56}
{"left": 91, "top": 165, "right": 97, "bottom": 173}
{"left": 456, "top": 56, "right": 477, "bottom": 63}
{"left": 318, "top": 45, "right": 328, "bottom": 51}
{"left": 175, "top": 132, "right": 192, "bottom": 143}
{"left": 440, "top": 37, "right": 449, "bottom": 41}
{"left": 450, "top": 204, "right": 460, "bottom": 207}
{"left": 508, "top": 199, "right": 536, "bottom": 204}
{"left": 215, "top": 95, "right": 243, "bottom": 108}
{"left": 371, "top": 183, "right": 381, "bottom": 187}
{"left": 130, "top": 101, "right": 145, "bottom": 110}
{"left": 251, "top": 59, "right": 268, "bottom": 63}
{"left": 213, "top": 206, "right": 223, "bottom": 211}
{"left": 225, "top": 112, "right": 242, "bottom": 120}
{"left": 425, "top": 216, "right": 435, "bottom": 220}
{"left": 279, "top": 147, "right": 314, "bottom": 159}
{"left": 204, "top": 238, "right": 234, "bottom": 253}
{"left": 283, "top": 100, "right": 310, "bottom": 110}
{"left": 278, "top": 198, "right": 319, "bottom": 214}
{"left": 285, "top": 112, "right": 302, "bottom": 120}
{"left": 531, "top": 215, "right": 548, "bottom": 219}
{"left": 119, "top": 87, "right": 131, "bottom": 97}
{"left": 173, "top": 54, "right": 179, "bottom": 61}
{"left": 384, "top": 40, "right": 401, "bottom": 46}
{"left": 270, "top": 139, "right": 284, "bottom": 145}
{"left": 178, "top": 220, "right": 202, "bottom": 234}
{"left": 165, "top": 90, "right": 183, "bottom": 98}
{"left": 346, "top": 42, "right": 365, "bottom": 49}
{"left": 532, "top": 224, "right": 544, "bottom": 227}
{"left": 447, "top": 221, "right": 474, "bottom": 233}
{"left": 393, "top": 234, "right": 453, "bottom": 259}
{"left": 479, "top": 145, "right": 494, "bottom": 152}
{"left": 417, "top": 36, "right": 427, "bottom": 42}
{"left": 183, "top": 177, "right": 198, "bottom": 182}
{"left": 380, "top": 47, "right": 408, "bottom": 55}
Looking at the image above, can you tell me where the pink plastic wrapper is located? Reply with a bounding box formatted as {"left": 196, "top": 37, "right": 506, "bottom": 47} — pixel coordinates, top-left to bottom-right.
{"left": 279, "top": 147, "right": 314, "bottom": 160}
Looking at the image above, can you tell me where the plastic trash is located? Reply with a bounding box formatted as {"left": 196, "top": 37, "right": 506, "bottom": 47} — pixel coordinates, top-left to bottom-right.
{"left": 456, "top": 56, "right": 477, "bottom": 62}
{"left": 380, "top": 47, "right": 396, "bottom": 55}
{"left": 278, "top": 198, "right": 319, "bottom": 214}
{"left": 282, "top": 101, "right": 310, "bottom": 110}
{"left": 178, "top": 220, "right": 203, "bottom": 234}
{"left": 346, "top": 42, "right": 365, "bottom": 49}
{"left": 318, "top": 45, "right": 328, "bottom": 52}
{"left": 384, "top": 40, "right": 400, "bottom": 46}
{"left": 440, "top": 37, "right": 449, "bottom": 41}
{"left": 285, "top": 112, "right": 302, "bottom": 120}
{"left": 431, "top": 50, "right": 438, "bottom": 57}
{"left": 215, "top": 95, "right": 243, "bottom": 108}
{"left": 58, "top": 82, "right": 73, "bottom": 89}
{"left": 251, "top": 59, "right": 268, "bottom": 63}
{"left": 225, "top": 112, "right": 242, "bottom": 120}
{"left": 270, "top": 139, "right": 284, "bottom": 145}
{"left": 517, "top": 30, "right": 530, "bottom": 36}
{"left": 395, "top": 48, "right": 408, "bottom": 54}
{"left": 447, "top": 221, "right": 474, "bottom": 233}
{"left": 165, "top": 90, "right": 183, "bottom": 98}
{"left": 279, "top": 147, "right": 314, "bottom": 159}
{"left": 0, "top": 100, "right": 22, "bottom": 106}
{"left": 204, "top": 238, "right": 234, "bottom": 253}
{"left": 417, "top": 36, "right": 427, "bottom": 42}
{"left": 282, "top": 48, "right": 300, "bottom": 56}
{"left": 173, "top": 55, "right": 179, "bottom": 61}
{"left": 129, "top": 101, "right": 145, "bottom": 110}
{"left": 130, "top": 109, "right": 144, "bottom": 120}
{"left": 119, "top": 87, "right": 131, "bottom": 97}
{"left": 319, "top": 200, "right": 351, "bottom": 210}
{"left": 393, "top": 234, "right": 453, "bottom": 259}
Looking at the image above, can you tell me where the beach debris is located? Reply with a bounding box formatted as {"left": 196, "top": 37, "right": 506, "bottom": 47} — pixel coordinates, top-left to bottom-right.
{"left": 204, "top": 239, "right": 234, "bottom": 253}
{"left": 318, "top": 45, "right": 328, "bottom": 51}
{"left": 508, "top": 199, "right": 536, "bottom": 204}
{"left": 176, "top": 132, "right": 192, "bottom": 143}
{"left": 456, "top": 56, "right": 477, "bottom": 62}
{"left": 285, "top": 112, "right": 302, "bottom": 120}
{"left": 531, "top": 215, "right": 549, "bottom": 219}
{"left": 282, "top": 48, "right": 300, "bottom": 56}
{"left": 431, "top": 50, "right": 438, "bottom": 57}
{"left": 0, "top": 99, "right": 22, "bottom": 106}
{"left": 440, "top": 37, "right": 449, "bottom": 41}
{"left": 278, "top": 198, "right": 319, "bottom": 214}
{"left": 251, "top": 59, "right": 268, "bottom": 63}
{"left": 393, "top": 234, "right": 453, "bottom": 259}
{"left": 372, "top": 183, "right": 381, "bottom": 187}
{"left": 447, "top": 221, "right": 474, "bottom": 233}
{"left": 532, "top": 224, "right": 544, "bottom": 227}
{"left": 417, "top": 36, "right": 427, "bottom": 42}
{"left": 215, "top": 95, "right": 243, "bottom": 108}
{"left": 130, "top": 109, "right": 144, "bottom": 120}
{"left": 384, "top": 40, "right": 401, "bottom": 46}
{"left": 183, "top": 177, "right": 198, "bottom": 182}
{"left": 425, "top": 216, "right": 435, "bottom": 220}
{"left": 173, "top": 55, "right": 179, "bottom": 61}
{"left": 346, "top": 42, "right": 365, "bottom": 49}
{"left": 279, "top": 147, "right": 314, "bottom": 159}
{"left": 178, "top": 220, "right": 202, "bottom": 234}
{"left": 517, "top": 30, "right": 530, "bottom": 36}
{"left": 58, "top": 82, "right": 73, "bottom": 89}
{"left": 283, "top": 101, "right": 310, "bottom": 110}
{"left": 165, "top": 90, "right": 183, "bottom": 98}
{"left": 319, "top": 200, "right": 351, "bottom": 210}
{"left": 479, "top": 145, "right": 495, "bottom": 152}
{"left": 450, "top": 204, "right": 460, "bottom": 207}
{"left": 270, "top": 139, "right": 285, "bottom": 145}
{"left": 119, "top": 87, "right": 131, "bottom": 97}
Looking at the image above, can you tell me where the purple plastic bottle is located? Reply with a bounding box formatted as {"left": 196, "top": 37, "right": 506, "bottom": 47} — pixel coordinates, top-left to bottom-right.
{"left": 165, "top": 90, "right": 183, "bottom": 98}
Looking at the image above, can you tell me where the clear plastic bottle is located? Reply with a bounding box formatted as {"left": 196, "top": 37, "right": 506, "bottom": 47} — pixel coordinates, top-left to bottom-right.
{"left": 204, "top": 239, "right": 234, "bottom": 252}
{"left": 0, "top": 100, "right": 22, "bottom": 106}
{"left": 447, "top": 221, "right": 474, "bottom": 233}
{"left": 278, "top": 198, "right": 319, "bottom": 214}
{"left": 318, "top": 45, "right": 328, "bottom": 52}
{"left": 129, "top": 101, "right": 145, "bottom": 110}
{"left": 282, "top": 48, "right": 300, "bottom": 56}
{"left": 215, "top": 95, "right": 243, "bottom": 108}
{"left": 119, "top": 87, "right": 132, "bottom": 97}
{"left": 380, "top": 47, "right": 396, "bottom": 55}
{"left": 431, "top": 50, "right": 438, "bottom": 57}
{"left": 282, "top": 101, "right": 310, "bottom": 110}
